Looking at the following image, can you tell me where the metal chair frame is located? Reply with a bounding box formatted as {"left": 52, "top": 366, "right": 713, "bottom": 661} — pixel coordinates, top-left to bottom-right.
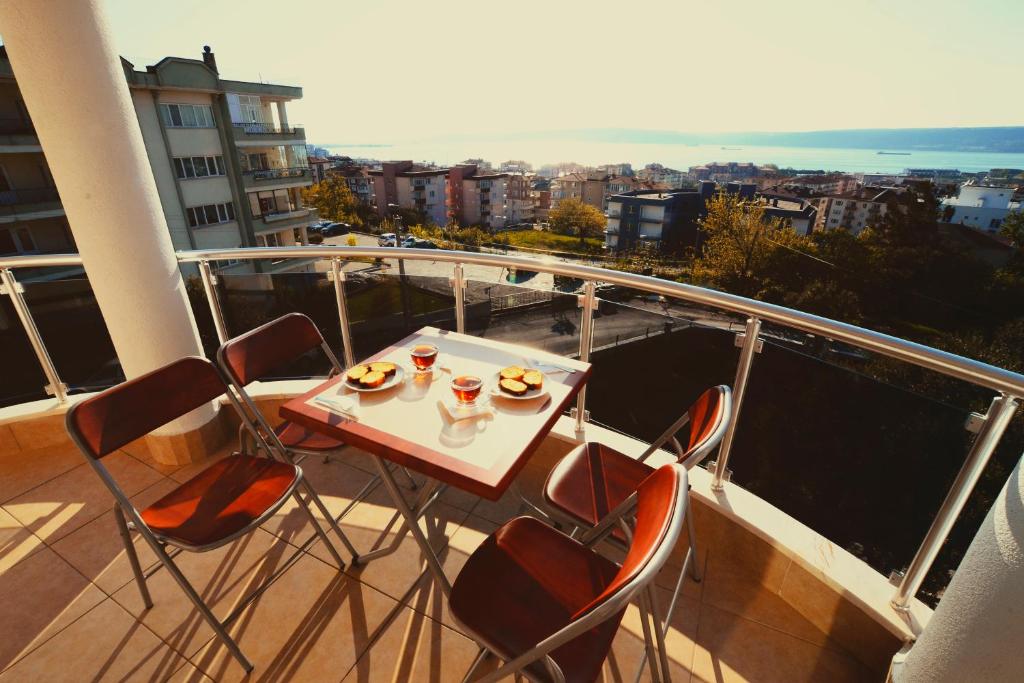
{"left": 456, "top": 464, "right": 690, "bottom": 683}
{"left": 66, "top": 357, "right": 348, "bottom": 673}
{"left": 215, "top": 313, "right": 418, "bottom": 565}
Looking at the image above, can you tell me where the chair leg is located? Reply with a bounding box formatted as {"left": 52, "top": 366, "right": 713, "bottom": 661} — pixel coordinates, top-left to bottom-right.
{"left": 113, "top": 504, "right": 152, "bottom": 609}
{"left": 646, "top": 586, "right": 673, "bottom": 683}
{"left": 461, "top": 646, "right": 490, "bottom": 683}
{"left": 636, "top": 590, "right": 662, "bottom": 683}
{"left": 298, "top": 478, "right": 361, "bottom": 563}
{"left": 292, "top": 490, "right": 347, "bottom": 569}
{"left": 147, "top": 540, "right": 254, "bottom": 672}
{"left": 686, "top": 493, "right": 702, "bottom": 583}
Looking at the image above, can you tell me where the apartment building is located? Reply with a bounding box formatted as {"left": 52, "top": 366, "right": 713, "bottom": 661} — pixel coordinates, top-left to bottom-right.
{"left": 813, "top": 186, "right": 901, "bottom": 234}
{"left": 368, "top": 161, "right": 447, "bottom": 225}
{"left": 760, "top": 192, "right": 819, "bottom": 235}
{"left": 942, "top": 183, "right": 1022, "bottom": 233}
{"left": 781, "top": 174, "right": 858, "bottom": 195}
{"left": 550, "top": 172, "right": 607, "bottom": 210}
{"left": 504, "top": 173, "right": 535, "bottom": 225}
{"left": 447, "top": 164, "right": 507, "bottom": 229}
{"left": 605, "top": 186, "right": 712, "bottom": 252}
{"left": 638, "top": 163, "right": 686, "bottom": 188}
{"left": 0, "top": 48, "right": 76, "bottom": 273}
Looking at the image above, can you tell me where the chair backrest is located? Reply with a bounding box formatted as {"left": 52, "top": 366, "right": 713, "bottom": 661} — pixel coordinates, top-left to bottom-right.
{"left": 679, "top": 385, "right": 731, "bottom": 465}
{"left": 571, "top": 463, "right": 687, "bottom": 620}
{"left": 66, "top": 356, "right": 227, "bottom": 460}
{"left": 217, "top": 312, "right": 335, "bottom": 387}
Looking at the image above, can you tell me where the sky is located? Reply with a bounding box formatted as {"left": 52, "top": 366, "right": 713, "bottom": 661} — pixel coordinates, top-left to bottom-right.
{"left": 100, "top": 0, "right": 1024, "bottom": 144}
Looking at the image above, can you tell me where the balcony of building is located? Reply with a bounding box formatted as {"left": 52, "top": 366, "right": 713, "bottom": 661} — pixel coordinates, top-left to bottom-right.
{"left": 0, "top": 187, "right": 63, "bottom": 220}
{"left": 0, "top": 5, "right": 1020, "bottom": 680}
{"left": 231, "top": 122, "right": 306, "bottom": 145}
{"left": 241, "top": 166, "right": 312, "bottom": 190}
{"left": 0, "top": 116, "right": 39, "bottom": 148}
{"left": 239, "top": 145, "right": 311, "bottom": 191}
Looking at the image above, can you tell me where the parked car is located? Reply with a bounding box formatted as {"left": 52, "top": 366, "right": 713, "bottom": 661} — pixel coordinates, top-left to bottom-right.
{"left": 378, "top": 232, "right": 397, "bottom": 247}
{"left": 307, "top": 220, "right": 330, "bottom": 234}
{"left": 320, "top": 222, "right": 350, "bottom": 236}
{"left": 411, "top": 238, "right": 438, "bottom": 249}
{"left": 401, "top": 236, "right": 417, "bottom": 248}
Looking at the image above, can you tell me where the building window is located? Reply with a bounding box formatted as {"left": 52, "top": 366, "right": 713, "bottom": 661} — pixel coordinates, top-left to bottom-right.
{"left": 247, "top": 189, "right": 296, "bottom": 217}
{"left": 259, "top": 233, "right": 282, "bottom": 247}
{"left": 160, "top": 103, "right": 215, "bottom": 128}
{"left": 187, "top": 201, "right": 235, "bottom": 228}
{"left": 174, "top": 155, "right": 226, "bottom": 179}
{"left": 0, "top": 226, "right": 37, "bottom": 255}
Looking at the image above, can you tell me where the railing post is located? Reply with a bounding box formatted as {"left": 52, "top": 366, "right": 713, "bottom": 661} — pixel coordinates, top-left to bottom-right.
{"left": 890, "top": 393, "right": 1020, "bottom": 611}
{"left": 0, "top": 267, "right": 68, "bottom": 403}
{"left": 573, "top": 280, "right": 597, "bottom": 432}
{"left": 711, "top": 316, "right": 762, "bottom": 491}
{"left": 198, "top": 259, "right": 228, "bottom": 345}
{"left": 330, "top": 257, "right": 356, "bottom": 368}
{"left": 451, "top": 263, "right": 466, "bottom": 334}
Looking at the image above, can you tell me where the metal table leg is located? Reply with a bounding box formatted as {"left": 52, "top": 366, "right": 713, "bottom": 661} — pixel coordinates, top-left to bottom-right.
{"left": 370, "top": 455, "right": 453, "bottom": 597}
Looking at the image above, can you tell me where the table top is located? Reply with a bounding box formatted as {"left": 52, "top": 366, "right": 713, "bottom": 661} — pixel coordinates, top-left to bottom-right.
{"left": 280, "top": 327, "right": 591, "bottom": 500}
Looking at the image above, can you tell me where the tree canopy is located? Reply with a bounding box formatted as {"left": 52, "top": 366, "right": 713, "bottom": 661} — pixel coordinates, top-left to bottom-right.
{"left": 301, "top": 175, "right": 363, "bottom": 227}
{"left": 548, "top": 198, "right": 606, "bottom": 241}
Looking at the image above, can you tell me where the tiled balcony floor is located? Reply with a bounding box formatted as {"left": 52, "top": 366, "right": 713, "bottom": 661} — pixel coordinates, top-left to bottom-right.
{"left": 0, "top": 439, "right": 878, "bottom": 682}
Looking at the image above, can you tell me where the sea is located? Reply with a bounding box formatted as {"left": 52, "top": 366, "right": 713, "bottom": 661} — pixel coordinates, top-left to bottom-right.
{"left": 324, "top": 139, "right": 1024, "bottom": 175}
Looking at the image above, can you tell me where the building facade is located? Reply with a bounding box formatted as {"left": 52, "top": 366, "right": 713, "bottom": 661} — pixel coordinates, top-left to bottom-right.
{"left": 942, "top": 183, "right": 1021, "bottom": 233}
{"left": 368, "top": 161, "right": 447, "bottom": 225}
{"left": 447, "top": 164, "right": 508, "bottom": 229}
{"left": 813, "top": 187, "right": 900, "bottom": 234}
{"left": 605, "top": 187, "right": 711, "bottom": 252}
{"left": 504, "top": 173, "right": 535, "bottom": 225}
{"left": 550, "top": 172, "right": 607, "bottom": 210}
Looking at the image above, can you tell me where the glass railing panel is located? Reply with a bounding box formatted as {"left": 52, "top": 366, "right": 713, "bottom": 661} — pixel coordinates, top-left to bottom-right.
{"left": 17, "top": 274, "right": 124, "bottom": 399}
{"left": 1, "top": 288, "right": 49, "bottom": 407}
{"left": 344, "top": 262, "right": 457, "bottom": 362}
{"left": 587, "top": 287, "right": 744, "bottom": 443}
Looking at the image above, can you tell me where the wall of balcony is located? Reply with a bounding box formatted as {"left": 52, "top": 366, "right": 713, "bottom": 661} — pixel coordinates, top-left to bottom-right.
{"left": 232, "top": 123, "right": 306, "bottom": 146}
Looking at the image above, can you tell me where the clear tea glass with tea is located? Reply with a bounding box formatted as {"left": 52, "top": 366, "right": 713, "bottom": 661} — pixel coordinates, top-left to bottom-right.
{"left": 409, "top": 343, "right": 439, "bottom": 372}
{"left": 450, "top": 375, "right": 483, "bottom": 405}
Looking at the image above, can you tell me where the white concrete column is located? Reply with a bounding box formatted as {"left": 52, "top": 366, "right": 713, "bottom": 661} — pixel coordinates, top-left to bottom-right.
{"left": 892, "top": 453, "right": 1024, "bottom": 682}
{"left": 0, "top": 0, "right": 216, "bottom": 433}
{"left": 275, "top": 101, "right": 289, "bottom": 130}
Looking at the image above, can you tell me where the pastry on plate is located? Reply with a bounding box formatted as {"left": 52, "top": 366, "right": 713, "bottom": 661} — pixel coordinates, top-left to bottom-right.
{"left": 522, "top": 370, "right": 543, "bottom": 391}
{"left": 359, "top": 370, "right": 386, "bottom": 388}
{"left": 346, "top": 365, "right": 370, "bottom": 383}
{"left": 499, "top": 378, "right": 528, "bottom": 396}
{"left": 369, "top": 361, "right": 397, "bottom": 377}
{"left": 500, "top": 366, "right": 526, "bottom": 381}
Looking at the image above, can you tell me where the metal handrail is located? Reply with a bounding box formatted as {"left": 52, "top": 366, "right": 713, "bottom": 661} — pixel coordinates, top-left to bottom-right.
{"left": 2, "top": 244, "right": 1024, "bottom": 396}
{"left": 1, "top": 245, "right": 1022, "bottom": 615}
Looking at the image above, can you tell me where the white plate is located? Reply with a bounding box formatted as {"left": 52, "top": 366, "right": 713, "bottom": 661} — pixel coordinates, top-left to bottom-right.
{"left": 344, "top": 364, "right": 405, "bottom": 393}
{"left": 490, "top": 371, "right": 548, "bottom": 401}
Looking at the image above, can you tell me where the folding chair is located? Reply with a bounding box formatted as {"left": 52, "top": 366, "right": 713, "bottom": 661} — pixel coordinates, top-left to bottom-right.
{"left": 65, "top": 356, "right": 347, "bottom": 672}
{"left": 450, "top": 463, "right": 690, "bottom": 683}
{"left": 216, "top": 312, "right": 417, "bottom": 561}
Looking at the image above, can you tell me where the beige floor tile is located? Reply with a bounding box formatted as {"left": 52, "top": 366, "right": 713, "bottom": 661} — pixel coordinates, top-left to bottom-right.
{"left": 701, "top": 553, "right": 837, "bottom": 649}
{"left": 0, "top": 598, "right": 188, "bottom": 682}
{"left": 343, "top": 603, "right": 498, "bottom": 683}
{"left": 111, "top": 528, "right": 301, "bottom": 659}
{"left": 49, "top": 477, "right": 181, "bottom": 595}
{"left": 0, "top": 506, "right": 44, "bottom": 574}
{"left": 0, "top": 442, "right": 82, "bottom": 504}
{"left": 690, "top": 603, "right": 872, "bottom": 683}
{"left": 184, "top": 554, "right": 401, "bottom": 682}
{"left": 401, "top": 513, "right": 498, "bottom": 633}
{"left": 3, "top": 452, "right": 165, "bottom": 543}
{"left": 309, "top": 484, "right": 470, "bottom": 603}
{"left": 259, "top": 456, "right": 379, "bottom": 548}
{"left": 0, "top": 547, "right": 107, "bottom": 671}
{"left": 606, "top": 587, "right": 700, "bottom": 683}
{"left": 166, "top": 661, "right": 215, "bottom": 682}
{"left": 0, "top": 424, "right": 20, "bottom": 458}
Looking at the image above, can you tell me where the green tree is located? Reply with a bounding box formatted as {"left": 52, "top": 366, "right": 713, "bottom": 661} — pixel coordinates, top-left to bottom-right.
{"left": 301, "top": 176, "right": 363, "bottom": 226}
{"left": 548, "top": 198, "right": 606, "bottom": 242}
{"left": 692, "top": 192, "right": 813, "bottom": 298}
{"left": 1000, "top": 211, "right": 1024, "bottom": 250}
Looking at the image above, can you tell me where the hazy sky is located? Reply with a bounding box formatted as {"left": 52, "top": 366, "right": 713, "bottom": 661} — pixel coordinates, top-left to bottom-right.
{"left": 102, "top": 0, "right": 1023, "bottom": 144}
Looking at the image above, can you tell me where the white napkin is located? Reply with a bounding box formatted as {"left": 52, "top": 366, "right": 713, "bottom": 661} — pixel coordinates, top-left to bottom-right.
{"left": 438, "top": 398, "right": 494, "bottom": 422}
{"left": 314, "top": 393, "right": 359, "bottom": 420}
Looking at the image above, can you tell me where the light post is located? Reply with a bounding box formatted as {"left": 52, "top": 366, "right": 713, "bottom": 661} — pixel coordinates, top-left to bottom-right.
{"left": 388, "top": 203, "right": 413, "bottom": 330}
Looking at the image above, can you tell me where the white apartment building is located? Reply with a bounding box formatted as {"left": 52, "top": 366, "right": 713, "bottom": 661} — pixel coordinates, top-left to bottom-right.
{"left": 0, "top": 46, "right": 319, "bottom": 275}
{"left": 942, "top": 183, "right": 1021, "bottom": 233}
{"left": 813, "top": 187, "right": 901, "bottom": 234}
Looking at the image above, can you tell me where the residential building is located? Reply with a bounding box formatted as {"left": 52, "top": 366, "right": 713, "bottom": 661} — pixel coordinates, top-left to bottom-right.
{"left": 532, "top": 178, "right": 552, "bottom": 223}
{"left": 504, "top": 173, "right": 536, "bottom": 224}
{"left": 550, "top": 172, "right": 607, "bottom": 210}
{"left": 368, "top": 161, "right": 447, "bottom": 225}
{"left": 326, "top": 165, "right": 375, "bottom": 207}
{"left": 687, "top": 162, "right": 760, "bottom": 183}
{"left": 781, "top": 174, "right": 859, "bottom": 196}
{"left": 0, "top": 48, "right": 76, "bottom": 273}
{"left": 942, "top": 183, "right": 1022, "bottom": 233}
{"left": 813, "top": 186, "right": 903, "bottom": 234}
{"left": 760, "top": 192, "right": 819, "bottom": 235}
{"left": 859, "top": 172, "right": 907, "bottom": 187}
{"left": 308, "top": 155, "right": 330, "bottom": 183}
{"left": 598, "top": 163, "right": 633, "bottom": 177}
{"left": 447, "top": 164, "right": 507, "bottom": 229}
{"left": 604, "top": 185, "right": 714, "bottom": 252}
{"left": 1, "top": 46, "right": 318, "bottom": 275}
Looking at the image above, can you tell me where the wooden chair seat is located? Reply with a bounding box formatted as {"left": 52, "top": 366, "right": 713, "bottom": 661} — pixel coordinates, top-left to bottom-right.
{"left": 274, "top": 420, "right": 344, "bottom": 452}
